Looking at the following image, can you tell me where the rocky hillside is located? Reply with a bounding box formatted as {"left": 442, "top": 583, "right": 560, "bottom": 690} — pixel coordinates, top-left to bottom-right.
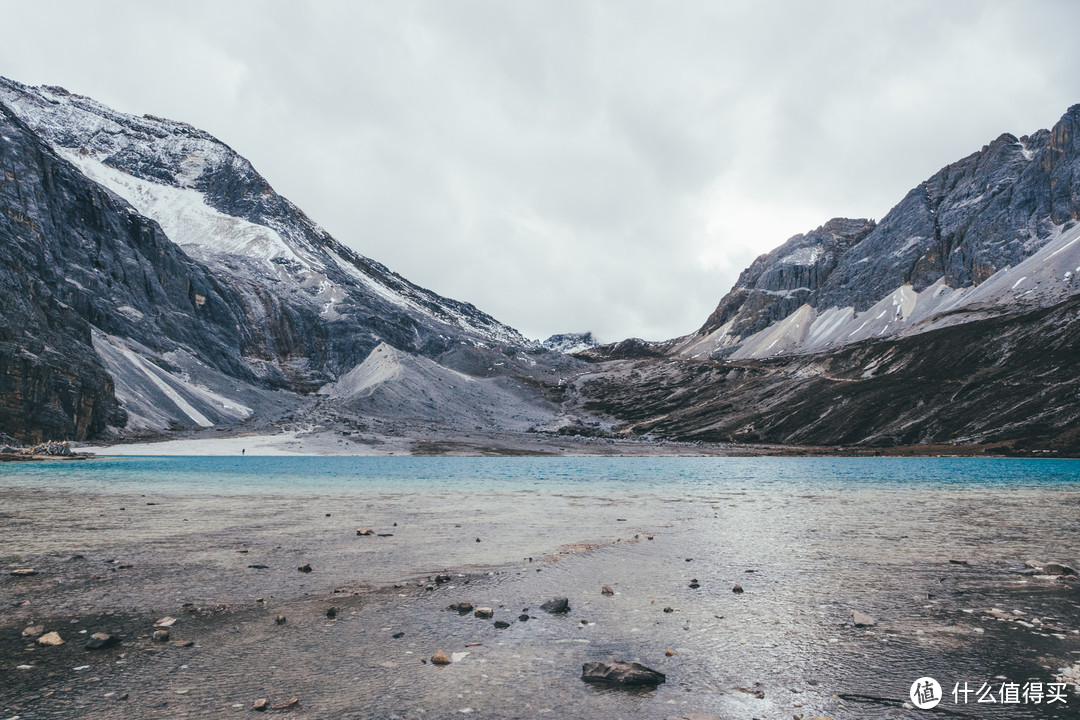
{"left": 574, "top": 293, "right": 1080, "bottom": 452}
{"left": 674, "top": 105, "right": 1080, "bottom": 360}
{"left": 575, "top": 102, "right": 1080, "bottom": 453}
{"left": 0, "top": 78, "right": 570, "bottom": 442}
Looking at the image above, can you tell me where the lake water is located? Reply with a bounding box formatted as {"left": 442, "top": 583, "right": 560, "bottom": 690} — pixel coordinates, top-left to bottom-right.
{"left": 3, "top": 456, "right": 1080, "bottom": 719}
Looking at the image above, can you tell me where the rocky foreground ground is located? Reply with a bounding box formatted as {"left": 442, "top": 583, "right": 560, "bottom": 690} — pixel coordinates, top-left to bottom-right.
{"left": 2, "top": 473, "right": 1080, "bottom": 719}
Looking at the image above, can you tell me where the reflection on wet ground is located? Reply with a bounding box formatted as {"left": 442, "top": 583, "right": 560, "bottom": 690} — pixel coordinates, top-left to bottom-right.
{"left": 2, "top": 458, "right": 1079, "bottom": 718}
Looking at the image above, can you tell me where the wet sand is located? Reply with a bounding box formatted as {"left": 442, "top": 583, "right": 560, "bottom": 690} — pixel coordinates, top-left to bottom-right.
{"left": 3, "top": 464, "right": 1080, "bottom": 719}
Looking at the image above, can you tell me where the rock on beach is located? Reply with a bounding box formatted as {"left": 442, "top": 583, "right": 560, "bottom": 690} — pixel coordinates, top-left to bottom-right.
{"left": 581, "top": 660, "right": 666, "bottom": 687}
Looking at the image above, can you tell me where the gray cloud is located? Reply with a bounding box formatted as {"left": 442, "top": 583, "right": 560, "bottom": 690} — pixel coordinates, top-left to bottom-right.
{"left": 3, "top": 0, "right": 1080, "bottom": 341}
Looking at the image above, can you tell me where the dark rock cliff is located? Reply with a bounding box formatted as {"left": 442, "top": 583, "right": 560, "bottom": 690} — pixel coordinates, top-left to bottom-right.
{"left": 0, "top": 101, "right": 258, "bottom": 440}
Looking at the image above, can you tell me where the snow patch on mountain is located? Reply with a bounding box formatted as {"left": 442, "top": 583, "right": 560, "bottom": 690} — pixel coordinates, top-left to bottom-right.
{"left": 58, "top": 149, "right": 302, "bottom": 265}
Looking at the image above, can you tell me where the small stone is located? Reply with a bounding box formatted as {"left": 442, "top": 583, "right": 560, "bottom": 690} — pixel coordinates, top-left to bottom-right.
{"left": 117, "top": 692, "right": 128, "bottom": 700}
{"left": 476, "top": 538, "right": 481, "bottom": 543}
{"left": 851, "top": 610, "right": 876, "bottom": 627}
{"left": 171, "top": 640, "right": 195, "bottom": 647}
{"left": 275, "top": 615, "right": 287, "bottom": 625}
{"left": 493, "top": 620, "right": 510, "bottom": 629}
{"left": 665, "top": 648, "right": 675, "bottom": 656}
{"left": 392, "top": 631, "right": 405, "bottom": 638}
{"left": 10, "top": 568, "right": 38, "bottom": 576}
{"left": 270, "top": 697, "right": 299, "bottom": 710}
{"left": 22, "top": 625, "right": 44, "bottom": 637}
{"left": 474, "top": 607, "right": 494, "bottom": 619}
{"left": 434, "top": 574, "right": 451, "bottom": 584}
{"left": 154, "top": 617, "right": 177, "bottom": 627}
{"left": 248, "top": 564, "right": 269, "bottom": 569}
{"left": 85, "top": 632, "right": 120, "bottom": 650}
{"left": 601, "top": 585, "right": 614, "bottom": 596}
{"left": 326, "top": 607, "right": 339, "bottom": 619}
{"left": 252, "top": 698, "right": 269, "bottom": 711}
{"left": 663, "top": 607, "right": 674, "bottom": 613}
{"left": 152, "top": 629, "right": 170, "bottom": 642}
{"left": 540, "top": 597, "right": 570, "bottom": 614}
{"left": 734, "top": 686, "right": 765, "bottom": 699}
{"left": 37, "top": 631, "right": 64, "bottom": 646}
{"left": 581, "top": 660, "right": 666, "bottom": 687}
{"left": 732, "top": 584, "right": 744, "bottom": 594}
{"left": 518, "top": 614, "right": 529, "bottom": 622}
{"left": 447, "top": 602, "right": 474, "bottom": 614}
{"left": 431, "top": 650, "right": 451, "bottom": 665}
{"left": 689, "top": 579, "right": 700, "bottom": 589}
{"left": 298, "top": 564, "right": 312, "bottom": 573}
{"left": 1043, "top": 563, "right": 1078, "bottom": 576}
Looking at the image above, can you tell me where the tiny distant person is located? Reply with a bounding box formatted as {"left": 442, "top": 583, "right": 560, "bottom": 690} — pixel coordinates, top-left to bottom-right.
{"left": 242, "top": 448, "right": 245, "bottom": 455}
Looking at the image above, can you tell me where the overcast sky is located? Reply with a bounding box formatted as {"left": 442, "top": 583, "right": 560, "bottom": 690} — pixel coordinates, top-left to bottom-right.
{"left": 4, "top": 1, "right": 1080, "bottom": 342}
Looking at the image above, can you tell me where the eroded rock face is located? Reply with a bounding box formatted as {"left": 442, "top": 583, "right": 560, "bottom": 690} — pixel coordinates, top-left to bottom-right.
{"left": 700, "top": 218, "right": 876, "bottom": 339}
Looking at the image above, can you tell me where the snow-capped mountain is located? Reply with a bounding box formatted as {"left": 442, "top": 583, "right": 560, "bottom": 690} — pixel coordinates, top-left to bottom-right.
{"left": 542, "top": 332, "right": 599, "bottom": 354}
{"left": 677, "top": 106, "right": 1080, "bottom": 360}
{"left": 0, "top": 77, "right": 555, "bottom": 441}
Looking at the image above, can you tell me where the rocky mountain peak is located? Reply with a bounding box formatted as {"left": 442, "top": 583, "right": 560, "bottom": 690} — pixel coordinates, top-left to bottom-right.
{"left": 683, "top": 101, "right": 1080, "bottom": 360}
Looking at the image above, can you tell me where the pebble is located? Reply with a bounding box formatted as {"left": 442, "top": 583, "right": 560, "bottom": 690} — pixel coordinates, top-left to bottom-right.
{"left": 326, "top": 607, "right": 339, "bottom": 619}
{"left": 474, "top": 607, "right": 494, "bottom": 619}
{"left": 275, "top": 615, "right": 287, "bottom": 625}
{"left": 10, "top": 568, "right": 37, "bottom": 576}
{"left": 252, "top": 698, "right": 269, "bottom": 711}
{"left": 152, "top": 630, "right": 170, "bottom": 643}
{"left": 298, "top": 564, "right": 312, "bottom": 573}
{"left": 663, "top": 607, "right": 674, "bottom": 613}
{"left": 153, "top": 617, "right": 176, "bottom": 628}
{"left": 494, "top": 620, "right": 510, "bottom": 629}
{"left": 356, "top": 528, "right": 374, "bottom": 536}
{"left": 431, "top": 650, "right": 451, "bottom": 665}
{"left": 540, "top": 597, "right": 570, "bottom": 614}
{"left": 85, "top": 632, "right": 120, "bottom": 650}
{"left": 448, "top": 602, "right": 474, "bottom": 613}
{"left": 518, "top": 614, "right": 530, "bottom": 622}
{"left": 733, "top": 685, "right": 765, "bottom": 699}
{"left": 37, "top": 631, "right": 64, "bottom": 646}
{"left": 1043, "top": 563, "right": 1078, "bottom": 576}
{"left": 689, "top": 579, "right": 700, "bottom": 589}
{"left": 851, "top": 610, "right": 876, "bottom": 627}
{"left": 601, "top": 585, "right": 614, "bottom": 595}
{"left": 22, "top": 625, "right": 43, "bottom": 638}
{"left": 271, "top": 698, "right": 299, "bottom": 710}
{"left": 732, "top": 584, "right": 744, "bottom": 594}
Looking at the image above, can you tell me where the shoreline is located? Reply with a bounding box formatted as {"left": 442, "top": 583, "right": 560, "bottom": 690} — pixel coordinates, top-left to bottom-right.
{"left": 65, "top": 428, "right": 1077, "bottom": 458}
